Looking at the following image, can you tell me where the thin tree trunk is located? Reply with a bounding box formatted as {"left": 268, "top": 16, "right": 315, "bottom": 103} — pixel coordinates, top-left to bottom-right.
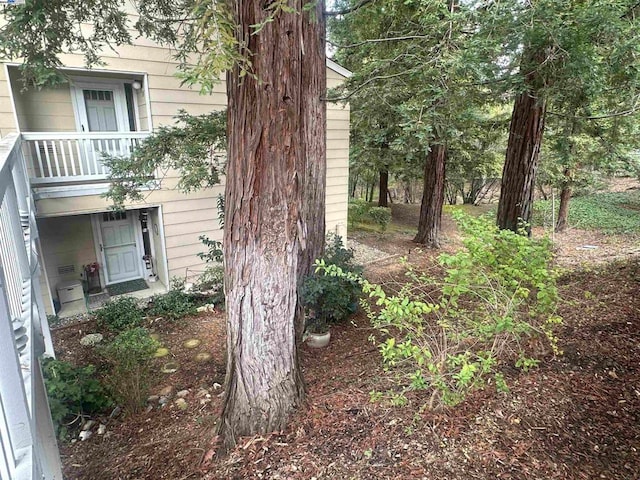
{"left": 219, "top": 0, "right": 326, "bottom": 453}
{"left": 367, "top": 181, "right": 374, "bottom": 202}
{"left": 555, "top": 169, "right": 572, "bottom": 233}
{"left": 378, "top": 168, "right": 389, "bottom": 207}
{"left": 414, "top": 143, "right": 446, "bottom": 247}
{"left": 497, "top": 75, "right": 546, "bottom": 234}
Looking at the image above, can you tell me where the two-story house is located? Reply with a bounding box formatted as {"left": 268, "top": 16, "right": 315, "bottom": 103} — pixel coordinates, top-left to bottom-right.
{"left": 0, "top": 18, "right": 350, "bottom": 479}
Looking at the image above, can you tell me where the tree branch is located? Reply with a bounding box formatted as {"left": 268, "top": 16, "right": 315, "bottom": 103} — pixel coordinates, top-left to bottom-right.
{"left": 325, "top": 0, "right": 376, "bottom": 17}
{"left": 547, "top": 102, "right": 640, "bottom": 121}
{"left": 327, "top": 35, "right": 433, "bottom": 49}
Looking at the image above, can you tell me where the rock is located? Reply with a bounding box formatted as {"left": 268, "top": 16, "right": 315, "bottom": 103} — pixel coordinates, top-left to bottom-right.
{"left": 183, "top": 339, "right": 201, "bottom": 349}
{"left": 97, "top": 424, "right": 106, "bottom": 435}
{"left": 194, "top": 352, "right": 212, "bottom": 363}
{"left": 196, "top": 389, "right": 210, "bottom": 398}
{"left": 80, "top": 333, "right": 103, "bottom": 346}
{"left": 212, "top": 382, "right": 222, "bottom": 391}
{"left": 176, "top": 389, "right": 189, "bottom": 398}
{"left": 196, "top": 304, "right": 216, "bottom": 313}
{"left": 154, "top": 347, "right": 170, "bottom": 358}
{"left": 161, "top": 362, "right": 179, "bottom": 374}
{"left": 147, "top": 395, "right": 160, "bottom": 403}
{"left": 79, "top": 431, "right": 92, "bottom": 441}
{"left": 158, "top": 386, "right": 174, "bottom": 397}
{"left": 174, "top": 398, "right": 188, "bottom": 410}
{"left": 82, "top": 420, "right": 95, "bottom": 431}
{"left": 159, "top": 396, "right": 169, "bottom": 406}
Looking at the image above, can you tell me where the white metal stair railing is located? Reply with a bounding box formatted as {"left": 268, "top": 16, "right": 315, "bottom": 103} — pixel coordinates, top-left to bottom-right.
{"left": 0, "top": 133, "right": 62, "bottom": 480}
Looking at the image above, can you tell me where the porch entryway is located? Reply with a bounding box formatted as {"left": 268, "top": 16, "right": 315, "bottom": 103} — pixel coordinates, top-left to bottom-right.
{"left": 37, "top": 207, "right": 168, "bottom": 318}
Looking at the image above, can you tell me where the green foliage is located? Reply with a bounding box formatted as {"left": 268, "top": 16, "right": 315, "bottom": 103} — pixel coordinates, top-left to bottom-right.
{"left": 197, "top": 235, "right": 224, "bottom": 264}
{"left": 368, "top": 206, "right": 392, "bottom": 231}
{"left": 348, "top": 199, "right": 369, "bottom": 229}
{"left": 533, "top": 190, "right": 640, "bottom": 234}
{"left": 302, "top": 235, "right": 363, "bottom": 330}
{"left": 42, "top": 358, "right": 112, "bottom": 439}
{"left": 147, "top": 282, "right": 198, "bottom": 320}
{"left": 194, "top": 265, "right": 224, "bottom": 292}
{"left": 348, "top": 200, "right": 392, "bottom": 232}
{"left": 99, "top": 327, "right": 159, "bottom": 413}
{"left": 103, "top": 109, "right": 226, "bottom": 208}
{"left": 318, "top": 212, "right": 561, "bottom": 409}
{"left": 95, "top": 296, "right": 144, "bottom": 332}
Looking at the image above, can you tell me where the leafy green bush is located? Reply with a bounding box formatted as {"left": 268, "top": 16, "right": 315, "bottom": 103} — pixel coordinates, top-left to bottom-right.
{"left": 147, "top": 284, "right": 198, "bottom": 320}
{"left": 318, "top": 212, "right": 561, "bottom": 408}
{"left": 368, "top": 206, "right": 392, "bottom": 231}
{"left": 95, "top": 296, "right": 144, "bottom": 331}
{"left": 99, "top": 327, "right": 159, "bottom": 413}
{"left": 302, "top": 235, "right": 363, "bottom": 330}
{"left": 348, "top": 199, "right": 369, "bottom": 229}
{"left": 42, "top": 358, "right": 112, "bottom": 438}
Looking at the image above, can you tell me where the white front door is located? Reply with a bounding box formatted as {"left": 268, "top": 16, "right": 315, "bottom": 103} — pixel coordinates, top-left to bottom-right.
{"left": 98, "top": 211, "right": 142, "bottom": 284}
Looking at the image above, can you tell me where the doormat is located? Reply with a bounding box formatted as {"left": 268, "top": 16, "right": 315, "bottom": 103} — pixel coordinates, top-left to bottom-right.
{"left": 107, "top": 279, "right": 149, "bottom": 296}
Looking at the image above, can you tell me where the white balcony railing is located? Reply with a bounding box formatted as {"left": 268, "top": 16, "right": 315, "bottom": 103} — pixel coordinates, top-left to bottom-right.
{"left": 21, "top": 132, "right": 150, "bottom": 185}
{"left": 0, "top": 133, "right": 62, "bottom": 479}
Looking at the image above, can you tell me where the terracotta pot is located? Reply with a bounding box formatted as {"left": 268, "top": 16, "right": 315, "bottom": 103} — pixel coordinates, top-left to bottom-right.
{"left": 306, "top": 331, "right": 331, "bottom": 348}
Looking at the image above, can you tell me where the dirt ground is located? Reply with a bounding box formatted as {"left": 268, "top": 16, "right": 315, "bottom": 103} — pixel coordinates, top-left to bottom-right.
{"left": 53, "top": 210, "right": 640, "bottom": 480}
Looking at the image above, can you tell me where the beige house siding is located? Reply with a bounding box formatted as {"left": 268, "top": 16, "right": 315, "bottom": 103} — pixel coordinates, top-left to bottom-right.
{"left": 3, "top": 31, "right": 350, "bottom": 309}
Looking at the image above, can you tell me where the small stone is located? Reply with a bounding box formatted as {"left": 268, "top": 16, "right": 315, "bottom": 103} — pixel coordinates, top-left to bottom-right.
{"left": 196, "top": 389, "right": 210, "bottom": 398}
{"left": 174, "top": 398, "right": 188, "bottom": 410}
{"left": 97, "top": 424, "right": 106, "bottom": 435}
{"left": 158, "top": 386, "right": 174, "bottom": 397}
{"left": 81, "top": 420, "right": 95, "bottom": 431}
{"left": 79, "top": 431, "right": 93, "bottom": 441}
{"left": 80, "top": 333, "right": 103, "bottom": 346}
{"left": 194, "top": 352, "right": 212, "bottom": 363}
{"left": 176, "top": 389, "right": 189, "bottom": 398}
{"left": 183, "top": 339, "right": 201, "bottom": 349}
{"left": 196, "top": 304, "right": 215, "bottom": 313}
{"left": 147, "top": 395, "right": 160, "bottom": 403}
{"left": 212, "top": 383, "right": 222, "bottom": 391}
{"left": 154, "top": 347, "right": 170, "bottom": 358}
{"left": 159, "top": 396, "right": 169, "bottom": 406}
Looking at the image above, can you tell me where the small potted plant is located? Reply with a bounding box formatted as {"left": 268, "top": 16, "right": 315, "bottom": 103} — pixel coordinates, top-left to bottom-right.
{"left": 304, "top": 314, "right": 330, "bottom": 348}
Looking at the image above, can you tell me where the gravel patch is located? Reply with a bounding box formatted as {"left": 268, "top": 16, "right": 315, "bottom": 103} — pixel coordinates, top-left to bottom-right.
{"left": 348, "top": 239, "right": 396, "bottom": 265}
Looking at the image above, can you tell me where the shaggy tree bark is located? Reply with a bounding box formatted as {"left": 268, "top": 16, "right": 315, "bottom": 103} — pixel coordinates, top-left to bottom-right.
{"left": 497, "top": 74, "right": 546, "bottom": 234}
{"left": 219, "top": 0, "right": 326, "bottom": 452}
{"left": 414, "top": 143, "right": 446, "bottom": 247}
{"left": 555, "top": 169, "right": 572, "bottom": 233}
{"left": 378, "top": 168, "right": 389, "bottom": 207}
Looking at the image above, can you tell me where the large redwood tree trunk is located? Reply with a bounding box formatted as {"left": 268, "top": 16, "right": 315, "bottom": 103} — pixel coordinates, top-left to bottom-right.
{"left": 497, "top": 50, "right": 547, "bottom": 234}
{"left": 496, "top": 91, "right": 546, "bottom": 233}
{"left": 414, "top": 143, "right": 446, "bottom": 247}
{"left": 219, "top": 0, "right": 326, "bottom": 452}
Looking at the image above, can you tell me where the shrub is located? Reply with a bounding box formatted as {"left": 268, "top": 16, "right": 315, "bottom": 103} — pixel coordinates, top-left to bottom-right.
{"left": 302, "top": 234, "right": 363, "bottom": 329}
{"left": 147, "top": 289, "right": 198, "bottom": 320}
{"left": 95, "top": 296, "right": 144, "bottom": 331}
{"left": 99, "top": 327, "right": 159, "bottom": 413}
{"left": 348, "top": 199, "right": 369, "bottom": 229}
{"left": 42, "top": 358, "right": 112, "bottom": 438}
{"left": 368, "top": 206, "right": 392, "bottom": 231}
{"left": 318, "top": 212, "right": 561, "bottom": 408}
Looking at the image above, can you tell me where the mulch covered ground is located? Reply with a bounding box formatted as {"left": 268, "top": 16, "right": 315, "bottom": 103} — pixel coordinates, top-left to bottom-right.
{"left": 53, "top": 224, "right": 640, "bottom": 479}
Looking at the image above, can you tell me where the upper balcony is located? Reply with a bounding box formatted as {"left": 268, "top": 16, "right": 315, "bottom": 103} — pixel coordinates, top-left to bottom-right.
{"left": 5, "top": 65, "right": 152, "bottom": 190}
{"left": 22, "top": 131, "right": 150, "bottom": 185}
